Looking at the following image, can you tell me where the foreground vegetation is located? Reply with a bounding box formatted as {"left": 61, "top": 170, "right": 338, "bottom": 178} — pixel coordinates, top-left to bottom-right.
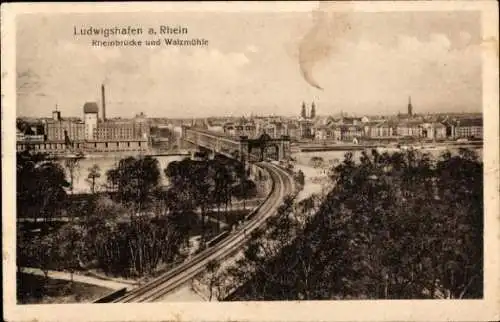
{"left": 17, "top": 272, "right": 112, "bottom": 304}
{"left": 209, "top": 148, "right": 483, "bottom": 300}
{"left": 17, "top": 151, "right": 258, "bottom": 282}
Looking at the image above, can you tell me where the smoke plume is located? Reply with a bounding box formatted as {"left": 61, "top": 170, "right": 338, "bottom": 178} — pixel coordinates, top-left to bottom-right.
{"left": 298, "top": 5, "right": 350, "bottom": 91}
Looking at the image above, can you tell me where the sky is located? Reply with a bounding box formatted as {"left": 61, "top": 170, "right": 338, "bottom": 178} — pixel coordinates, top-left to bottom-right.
{"left": 16, "top": 7, "right": 482, "bottom": 118}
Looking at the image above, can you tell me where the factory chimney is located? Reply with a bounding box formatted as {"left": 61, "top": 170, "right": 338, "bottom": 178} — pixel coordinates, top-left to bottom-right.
{"left": 101, "top": 84, "right": 106, "bottom": 121}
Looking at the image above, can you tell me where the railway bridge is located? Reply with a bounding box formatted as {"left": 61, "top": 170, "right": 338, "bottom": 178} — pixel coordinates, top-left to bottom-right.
{"left": 181, "top": 126, "right": 291, "bottom": 162}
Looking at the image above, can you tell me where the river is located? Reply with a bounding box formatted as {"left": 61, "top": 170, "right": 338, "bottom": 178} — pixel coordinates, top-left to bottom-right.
{"left": 291, "top": 145, "right": 483, "bottom": 203}
{"left": 61, "top": 145, "right": 482, "bottom": 194}
{"left": 292, "top": 145, "right": 483, "bottom": 167}
{"left": 58, "top": 155, "right": 187, "bottom": 194}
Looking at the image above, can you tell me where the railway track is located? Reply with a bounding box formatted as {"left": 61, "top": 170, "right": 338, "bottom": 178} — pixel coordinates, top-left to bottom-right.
{"left": 112, "top": 162, "right": 295, "bottom": 303}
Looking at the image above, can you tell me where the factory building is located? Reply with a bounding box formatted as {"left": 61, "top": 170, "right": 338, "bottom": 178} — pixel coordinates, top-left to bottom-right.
{"left": 93, "top": 119, "right": 149, "bottom": 141}
{"left": 19, "top": 84, "right": 150, "bottom": 154}
{"left": 45, "top": 108, "right": 85, "bottom": 142}
{"left": 84, "top": 102, "right": 99, "bottom": 140}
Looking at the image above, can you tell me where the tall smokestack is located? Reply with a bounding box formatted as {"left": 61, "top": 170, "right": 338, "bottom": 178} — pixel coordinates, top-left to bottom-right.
{"left": 101, "top": 84, "right": 106, "bottom": 121}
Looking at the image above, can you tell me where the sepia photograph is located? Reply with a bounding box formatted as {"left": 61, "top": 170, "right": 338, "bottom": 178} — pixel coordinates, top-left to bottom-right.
{"left": 2, "top": 1, "right": 499, "bottom": 321}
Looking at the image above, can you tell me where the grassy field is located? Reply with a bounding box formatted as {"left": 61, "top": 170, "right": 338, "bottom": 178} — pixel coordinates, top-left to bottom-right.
{"left": 17, "top": 272, "right": 113, "bottom": 304}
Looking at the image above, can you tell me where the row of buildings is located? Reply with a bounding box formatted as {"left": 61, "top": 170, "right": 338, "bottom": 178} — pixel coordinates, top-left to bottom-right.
{"left": 314, "top": 117, "right": 482, "bottom": 142}
{"left": 17, "top": 85, "right": 150, "bottom": 154}
{"left": 45, "top": 106, "right": 149, "bottom": 142}
{"left": 202, "top": 99, "right": 482, "bottom": 143}
{"left": 17, "top": 97, "right": 483, "bottom": 155}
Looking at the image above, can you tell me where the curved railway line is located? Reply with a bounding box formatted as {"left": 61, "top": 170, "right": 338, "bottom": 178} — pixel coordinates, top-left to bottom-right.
{"left": 112, "top": 161, "right": 295, "bottom": 303}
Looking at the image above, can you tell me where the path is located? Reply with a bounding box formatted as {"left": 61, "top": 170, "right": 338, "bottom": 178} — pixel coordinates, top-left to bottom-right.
{"left": 20, "top": 267, "right": 137, "bottom": 290}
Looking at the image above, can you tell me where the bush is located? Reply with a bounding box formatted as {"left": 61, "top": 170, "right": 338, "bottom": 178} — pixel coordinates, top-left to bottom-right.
{"left": 309, "top": 156, "right": 324, "bottom": 168}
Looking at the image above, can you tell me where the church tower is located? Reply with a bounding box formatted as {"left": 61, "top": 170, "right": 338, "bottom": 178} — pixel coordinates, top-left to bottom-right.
{"left": 408, "top": 96, "right": 413, "bottom": 117}
{"left": 301, "top": 101, "right": 307, "bottom": 119}
{"left": 310, "top": 101, "right": 316, "bottom": 119}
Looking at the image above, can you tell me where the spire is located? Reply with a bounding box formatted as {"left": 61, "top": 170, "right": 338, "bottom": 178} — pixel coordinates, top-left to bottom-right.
{"left": 310, "top": 101, "right": 316, "bottom": 119}
{"left": 408, "top": 96, "right": 413, "bottom": 116}
{"left": 301, "top": 101, "right": 307, "bottom": 119}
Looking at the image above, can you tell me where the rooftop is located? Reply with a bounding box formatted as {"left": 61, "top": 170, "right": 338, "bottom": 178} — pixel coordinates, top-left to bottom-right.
{"left": 83, "top": 102, "right": 99, "bottom": 114}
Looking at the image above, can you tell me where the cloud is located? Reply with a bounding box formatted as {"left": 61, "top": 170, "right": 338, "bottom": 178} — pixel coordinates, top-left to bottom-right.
{"left": 17, "top": 69, "right": 42, "bottom": 94}
{"left": 204, "top": 49, "right": 249, "bottom": 68}
{"left": 398, "top": 35, "right": 423, "bottom": 52}
{"left": 315, "top": 33, "right": 481, "bottom": 110}
{"left": 12, "top": 46, "right": 252, "bottom": 116}
{"left": 246, "top": 45, "right": 259, "bottom": 53}
{"left": 142, "top": 48, "right": 251, "bottom": 111}
{"left": 16, "top": 10, "right": 482, "bottom": 118}
{"left": 428, "top": 33, "right": 452, "bottom": 54}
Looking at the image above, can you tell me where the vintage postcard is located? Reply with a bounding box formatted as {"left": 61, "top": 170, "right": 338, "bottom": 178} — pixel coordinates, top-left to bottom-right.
{"left": 2, "top": 1, "right": 499, "bottom": 321}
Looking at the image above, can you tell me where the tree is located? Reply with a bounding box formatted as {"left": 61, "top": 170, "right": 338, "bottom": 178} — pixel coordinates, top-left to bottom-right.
{"left": 432, "top": 148, "right": 483, "bottom": 298}
{"left": 295, "top": 170, "right": 305, "bottom": 186}
{"left": 106, "top": 156, "right": 161, "bottom": 212}
{"left": 212, "top": 162, "right": 233, "bottom": 232}
{"left": 24, "top": 125, "right": 35, "bottom": 135}
{"left": 89, "top": 212, "right": 182, "bottom": 277}
{"left": 217, "top": 195, "right": 305, "bottom": 300}
{"left": 16, "top": 119, "right": 29, "bottom": 132}
{"left": 105, "top": 167, "right": 119, "bottom": 192}
{"left": 27, "top": 234, "right": 58, "bottom": 280}
{"left": 205, "top": 259, "right": 221, "bottom": 301}
{"left": 56, "top": 224, "right": 85, "bottom": 282}
{"left": 224, "top": 148, "right": 484, "bottom": 300}
{"left": 193, "top": 162, "right": 216, "bottom": 237}
{"left": 72, "top": 191, "right": 186, "bottom": 278}
{"left": 17, "top": 151, "right": 69, "bottom": 222}
{"left": 17, "top": 228, "right": 28, "bottom": 274}
{"left": 164, "top": 156, "right": 245, "bottom": 236}
{"left": 17, "top": 155, "right": 186, "bottom": 281}
{"left": 309, "top": 156, "right": 324, "bottom": 168}
{"left": 86, "top": 164, "right": 101, "bottom": 194}
{"left": 64, "top": 156, "right": 83, "bottom": 195}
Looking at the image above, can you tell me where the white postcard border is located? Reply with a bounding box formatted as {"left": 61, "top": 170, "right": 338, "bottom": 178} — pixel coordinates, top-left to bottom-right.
{"left": 2, "top": 1, "right": 499, "bottom": 321}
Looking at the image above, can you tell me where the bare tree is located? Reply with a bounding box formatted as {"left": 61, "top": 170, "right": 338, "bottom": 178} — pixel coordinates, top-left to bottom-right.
{"left": 205, "top": 259, "right": 221, "bottom": 301}
{"left": 64, "top": 156, "right": 83, "bottom": 195}
{"left": 86, "top": 164, "right": 101, "bottom": 194}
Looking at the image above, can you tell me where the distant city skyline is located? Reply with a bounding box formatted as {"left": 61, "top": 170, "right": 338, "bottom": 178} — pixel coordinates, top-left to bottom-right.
{"left": 17, "top": 9, "right": 482, "bottom": 118}
{"left": 16, "top": 103, "right": 483, "bottom": 120}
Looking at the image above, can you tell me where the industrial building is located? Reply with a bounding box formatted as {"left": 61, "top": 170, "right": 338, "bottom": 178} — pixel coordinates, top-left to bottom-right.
{"left": 18, "top": 84, "right": 150, "bottom": 154}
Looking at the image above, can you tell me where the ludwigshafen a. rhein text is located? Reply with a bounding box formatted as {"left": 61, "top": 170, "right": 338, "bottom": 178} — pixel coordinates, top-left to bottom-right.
{"left": 74, "top": 25, "right": 209, "bottom": 47}
{"left": 74, "top": 25, "right": 190, "bottom": 36}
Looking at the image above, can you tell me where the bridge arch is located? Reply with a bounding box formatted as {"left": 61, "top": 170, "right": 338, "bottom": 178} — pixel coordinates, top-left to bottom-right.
{"left": 182, "top": 126, "right": 290, "bottom": 163}
{"left": 246, "top": 133, "right": 290, "bottom": 162}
